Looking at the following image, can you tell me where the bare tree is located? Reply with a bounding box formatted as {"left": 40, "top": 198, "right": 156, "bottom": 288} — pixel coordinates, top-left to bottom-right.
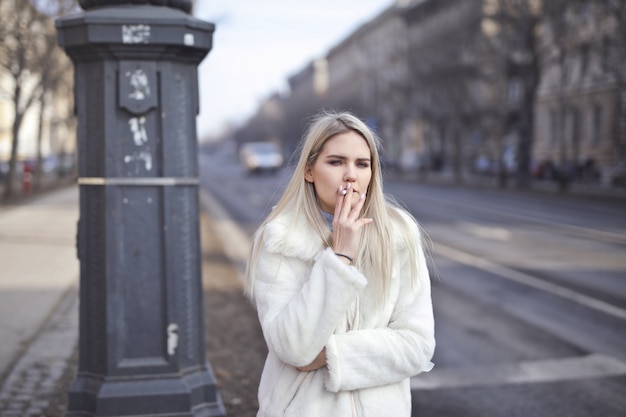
{"left": 482, "top": 0, "right": 572, "bottom": 189}
{"left": 0, "top": 0, "right": 53, "bottom": 200}
{"left": 414, "top": 63, "right": 482, "bottom": 184}
{"left": 408, "top": 0, "right": 484, "bottom": 184}
{"left": 32, "top": 21, "right": 73, "bottom": 190}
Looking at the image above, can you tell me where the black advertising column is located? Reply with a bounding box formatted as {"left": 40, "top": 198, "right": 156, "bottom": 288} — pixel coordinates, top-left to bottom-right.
{"left": 56, "top": 2, "right": 226, "bottom": 415}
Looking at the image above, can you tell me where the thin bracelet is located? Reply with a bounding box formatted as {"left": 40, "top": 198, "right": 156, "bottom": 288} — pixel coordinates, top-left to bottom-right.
{"left": 334, "top": 253, "right": 353, "bottom": 263}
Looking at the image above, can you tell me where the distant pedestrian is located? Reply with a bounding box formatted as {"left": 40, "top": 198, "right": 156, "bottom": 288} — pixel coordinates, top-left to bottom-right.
{"left": 245, "top": 111, "right": 435, "bottom": 416}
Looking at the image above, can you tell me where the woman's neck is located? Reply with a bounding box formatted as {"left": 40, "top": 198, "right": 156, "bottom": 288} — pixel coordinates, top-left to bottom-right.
{"left": 321, "top": 210, "right": 333, "bottom": 231}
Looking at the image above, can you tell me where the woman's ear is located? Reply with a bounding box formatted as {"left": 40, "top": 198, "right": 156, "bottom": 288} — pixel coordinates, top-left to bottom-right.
{"left": 304, "top": 166, "right": 314, "bottom": 183}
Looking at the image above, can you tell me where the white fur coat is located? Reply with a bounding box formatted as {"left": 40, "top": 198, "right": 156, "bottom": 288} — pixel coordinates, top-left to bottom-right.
{"left": 251, "top": 206, "right": 435, "bottom": 417}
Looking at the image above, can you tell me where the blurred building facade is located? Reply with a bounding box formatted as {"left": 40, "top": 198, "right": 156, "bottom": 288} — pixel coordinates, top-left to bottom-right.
{"left": 534, "top": 1, "right": 624, "bottom": 184}
{"left": 228, "top": 0, "right": 626, "bottom": 186}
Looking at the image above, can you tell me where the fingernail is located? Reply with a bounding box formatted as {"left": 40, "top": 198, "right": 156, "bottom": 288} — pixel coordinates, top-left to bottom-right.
{"left": 360, "top": 194, "right": 366, "bottom": 199}
{"left": 341, "top": 190, "right": 347, "bottom": 195}
{"left": 338, "top": 185, "right": 343, "bottom": 192}
{"left": 347, "top": 183, "right": 352, "bottom": 189}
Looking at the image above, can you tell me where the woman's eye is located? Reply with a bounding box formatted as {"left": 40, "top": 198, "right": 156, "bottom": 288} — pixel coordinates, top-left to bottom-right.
{"left": 357, "top": 162, "right": 370, "bottom": 168}
{"left": 329, "top": 160, "right": 342, "bottom": 166}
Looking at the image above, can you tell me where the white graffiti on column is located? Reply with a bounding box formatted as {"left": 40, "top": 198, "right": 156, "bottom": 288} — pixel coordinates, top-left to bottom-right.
{"left": 128, "top": 116, "right": 148, "bottom": 146}
{"left": 127, "top": 69, "right": 151, "bottom": 100}
{"left": 167, "top": 323, "right": 179, "bottom": 356}
{"left": 124, "top": 66, "right": 152, "bottom": 172}
{"left": 125, "top": 117, "right": 151, "bottom": 171}
{"left": 124, "top": 151, "right": 152, "bottom": 171}
{"left": 122, "top": 25, "right": 150, "bottom": 44}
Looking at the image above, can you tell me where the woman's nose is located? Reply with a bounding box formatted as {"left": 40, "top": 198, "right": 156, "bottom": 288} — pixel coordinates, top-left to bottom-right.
{"left": 344, "top": 164, "right": 357, "bottom": 181}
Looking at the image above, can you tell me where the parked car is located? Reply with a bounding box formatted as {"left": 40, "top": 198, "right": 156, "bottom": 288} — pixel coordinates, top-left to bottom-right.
{"left": 239, "top": 142, "right": 284, "bottom": 175}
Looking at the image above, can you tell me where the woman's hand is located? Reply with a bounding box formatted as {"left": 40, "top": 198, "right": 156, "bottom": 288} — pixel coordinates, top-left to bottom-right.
{"left": 296, "top": 348, "right": 327, "bottom": 372}
{"left": 332, "top": 183, "right": 373, "bottom": 261}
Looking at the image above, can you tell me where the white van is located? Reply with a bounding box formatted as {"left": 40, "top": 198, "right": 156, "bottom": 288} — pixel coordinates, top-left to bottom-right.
{"left": 239, "top": 142, "right": 284, "bottom": 175}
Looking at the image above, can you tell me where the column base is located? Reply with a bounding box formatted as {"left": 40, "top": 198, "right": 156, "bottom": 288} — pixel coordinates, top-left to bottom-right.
{"left": 66, "top": 365, "right": 226, "bottom": 416}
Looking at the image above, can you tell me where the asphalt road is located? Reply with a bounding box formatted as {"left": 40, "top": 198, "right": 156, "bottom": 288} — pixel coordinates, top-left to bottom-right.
{"left": 199, "top": 152, "right": 626, "bottom": 417}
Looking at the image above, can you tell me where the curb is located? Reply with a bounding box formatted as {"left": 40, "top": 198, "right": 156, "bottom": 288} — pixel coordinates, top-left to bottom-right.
{"left": 199, "top": 189, "right": 251, "bottom": 282}
{"left": 386, "top": 171, "right": 626, "bottom": 201}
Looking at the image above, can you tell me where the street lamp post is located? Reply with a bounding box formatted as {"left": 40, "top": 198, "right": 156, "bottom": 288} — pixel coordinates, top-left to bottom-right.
{"left": 56, "top": 1, "right": 226, "bottom": 415}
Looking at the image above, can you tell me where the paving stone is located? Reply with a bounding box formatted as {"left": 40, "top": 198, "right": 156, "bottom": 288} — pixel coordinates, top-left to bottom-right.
{"left": 6, "top": 401, "right": 27, "bottom": 410}
{"left": 40, "top": 379, "right": 57, "bottom": 388}
{"left": 16, "top": 393, "right": 33, "bottom": 401}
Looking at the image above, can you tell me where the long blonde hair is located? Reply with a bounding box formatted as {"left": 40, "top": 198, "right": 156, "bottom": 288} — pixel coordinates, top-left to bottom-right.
{"left": 245, "top": 110, "right": 422, "bottom": 298}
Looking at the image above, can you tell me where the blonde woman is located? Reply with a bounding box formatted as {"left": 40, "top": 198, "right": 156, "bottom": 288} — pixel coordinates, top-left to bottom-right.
{"left": 246, "top": 111, "right": 435, "bottom": 417}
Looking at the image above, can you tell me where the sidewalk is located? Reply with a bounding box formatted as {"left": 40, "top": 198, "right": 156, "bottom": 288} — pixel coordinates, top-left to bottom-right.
{"left": 0, "top": 186, "right": 79, "bottom": 416}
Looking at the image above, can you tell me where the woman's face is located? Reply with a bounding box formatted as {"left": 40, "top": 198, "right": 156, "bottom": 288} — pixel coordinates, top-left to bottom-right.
{"left": 305, "top": 130, "right": 373, "bottom": 214}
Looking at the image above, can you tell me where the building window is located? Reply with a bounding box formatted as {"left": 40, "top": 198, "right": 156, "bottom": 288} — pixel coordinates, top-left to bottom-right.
{"left": 570, "top": 107, "right": 581, "bottom": 153}
{"left": 600, "top": 37, "right": 611, "bottom": 74}
{"left": 507, "top": 78, "right": 523, "bottom": 104}
{"left": 580, "top": 44, "right": 589, "bottom": 78}
{"left": 592, "top": 104, "right": 602, "bottom": 147}
{"left": 561, "top": 58, "right": 569, "bottom": 85}
{"left": 580, "top": 0, "right": 592, "bottom": 19}
{"left": 550, "top": 109, "right": 559, "bottom": 147}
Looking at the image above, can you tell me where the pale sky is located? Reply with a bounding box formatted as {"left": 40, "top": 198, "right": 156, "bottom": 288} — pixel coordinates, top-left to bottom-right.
{"left": 193, "top": 0, "right": 395, "bottom": 140}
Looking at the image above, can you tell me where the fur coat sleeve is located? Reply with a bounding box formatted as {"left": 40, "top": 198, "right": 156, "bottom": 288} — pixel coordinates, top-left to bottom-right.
{"left": 324, "top": 220, "right": 435, "bottom": 392}
{"left": 253, "top": 240, "right": 368, "bottom": 368}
